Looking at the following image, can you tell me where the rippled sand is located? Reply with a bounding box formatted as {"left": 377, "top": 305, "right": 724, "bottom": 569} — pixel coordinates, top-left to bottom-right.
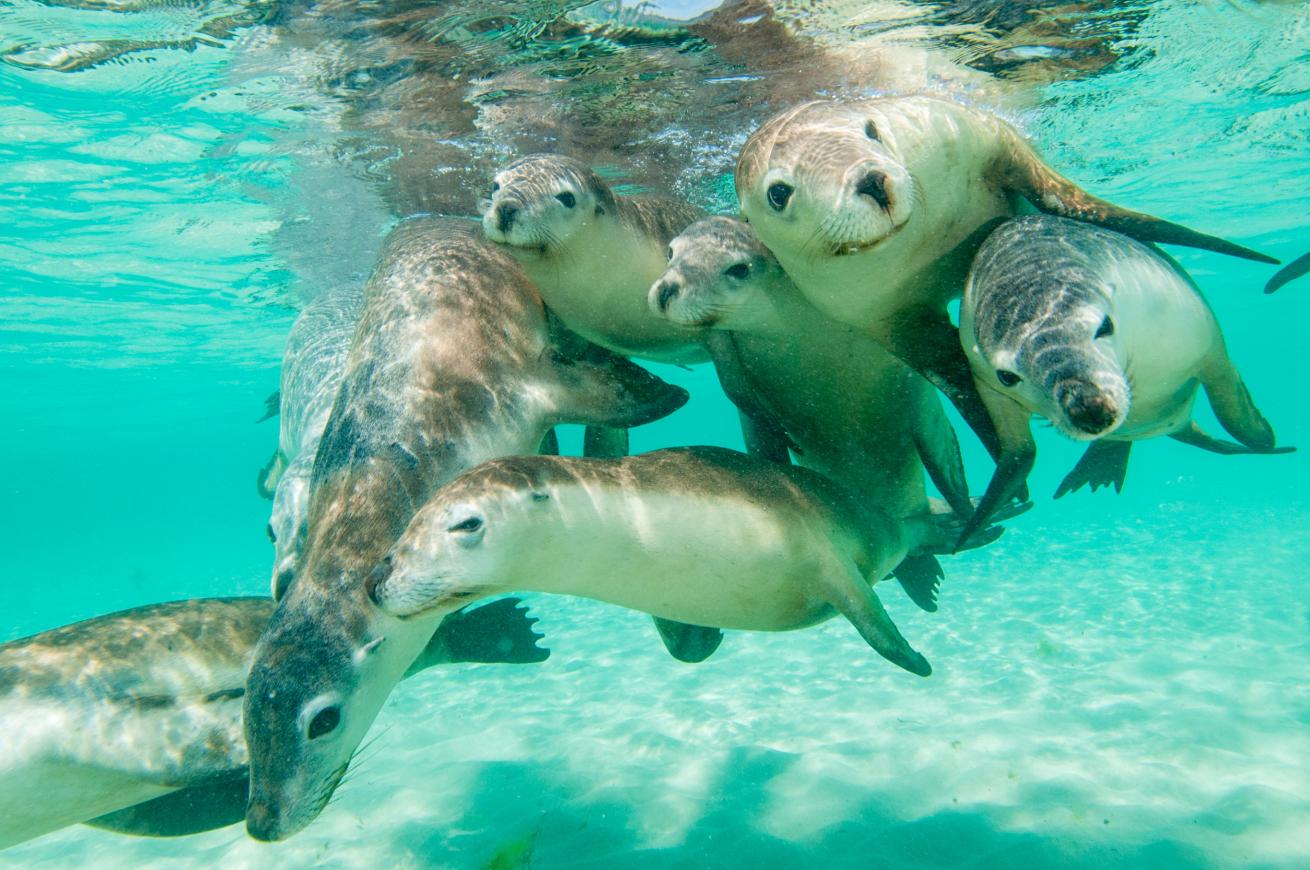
{"left": 4, "top": 501, "right": 1307, "bottom": 869}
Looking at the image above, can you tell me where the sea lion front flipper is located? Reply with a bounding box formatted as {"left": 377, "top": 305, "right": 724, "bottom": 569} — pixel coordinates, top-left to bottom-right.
{"left": 1198, "top": 351, "right": 1279, "bottom": 451}
{"left": 997, "top": 131, "right": 1276, "bottom": 264}
{"left": 583, "top": 425, "right": 628, "bottom": 459}
{"left": 705, "top": 332, "right": 792, "bottom": 464}
{"left": 738, "top": 410, "right": 792, "bottom": 464}
{"left": 956, "top": 384, "right": 1036, "bottom": 550}
{"left": 257, "top": 389, "right": 280, "bottom": 423}
{"left": 831, "top": 564, "right": 931, "bottom": 677}
{"left": 881, "top": 306, "right": 1003, "bottom": 463}
{"left": 652, "top": 617, "right": 725, "bottom": 663}
{"left": 1170, "top": 422, "right": 1296, "bottom": 456}
{"left": 911, "top": 399, "right": 973, "bottom": 520}
{"left": 544, "top": 344, "right": 689, "bottom": 430}
{"left": 412, "top": 598, "right": 550, "bottom": 671}
{"left": 1266, "top": 250, "right": 1310, "bottom": 293}
{"left": 84, "top": 773, "right": 249, "bottom": 838}
{"left": 1054, "top": 440, "right": 1132, "bottom": 499}
{"left": 255, "top": 448, "right": 285, "bottom": 500}
{"left": 891, "top": 555, "right": 943, "bottom": 613}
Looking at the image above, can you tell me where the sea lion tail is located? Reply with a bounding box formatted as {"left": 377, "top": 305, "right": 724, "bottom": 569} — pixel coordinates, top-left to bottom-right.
{"left": 256, "top": 449, "right": 286, "bottom": 500}
{"left": 409, "top": 597, "right": 550, "bottom": 672}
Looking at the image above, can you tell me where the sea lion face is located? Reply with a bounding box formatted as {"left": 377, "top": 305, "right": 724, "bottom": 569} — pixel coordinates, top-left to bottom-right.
{"left": 649, "top": 216, "right": 780, "bottom": 330}
{"left": 482, "top": 154, "right": 614, "bottom": 257}
{"left": 736, "top": 100, "right": 916, "bottom": 263}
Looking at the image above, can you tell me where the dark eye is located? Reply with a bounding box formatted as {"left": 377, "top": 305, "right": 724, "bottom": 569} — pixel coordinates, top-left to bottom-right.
{"left": 556, "top": 192, "right": 576, "bottom": 208}
{"left": 865, "top": 119, "right": 880, "bottom": 141}
{"left": 996, "top": 369, "right": 1022, "bottom": 387}
{"left": 266, "top": 523, "right": 276, "bottom": 544}
{"left": 448, "top": 516, "right": 484, "bottom": 533}
{"left": 724, "top": 263, "right": 750, "bottom": 280}
{"left": 491, "top": 181, "right": 500, "bottom": 193}
{"left": 1095, "top": 316, "right": 1114, "bottom": 339}
{"left": 766, "top": 182, "right": 793, "bottom": 211}
{"left": 307, "top": 706, "right": 341, "bottom": 740}
{"left": 666, "top": 246, "right": 673, "bottom": 261}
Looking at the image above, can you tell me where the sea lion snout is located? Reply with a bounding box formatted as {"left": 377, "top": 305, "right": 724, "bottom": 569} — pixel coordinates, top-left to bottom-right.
{"left": 245, "top": 797, "right": 287, "bottom": 842}
{"left": 365, "top": 556, "right": 393, "bottom": 607}
{"left": 855, "top": 170, "right": 892, "bottom": 212}
{"left": 654, "top": 279, "right": 681, "bottom": 312}
{"left": 1056, "top": 379, "right": 1121, "bottom": 436}
{"left": 495, "top": 202, "right": 520, "bottom": 234}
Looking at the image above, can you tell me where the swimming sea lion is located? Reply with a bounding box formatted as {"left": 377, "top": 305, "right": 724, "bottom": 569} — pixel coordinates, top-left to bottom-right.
{"left": 482, "top": 153, "right": 708, "bottom": 365}
{"left": 958, "top": 215, "right": 1292, "bottom": 535}
{"left": 0, "top": 596, "right": 546, "bottom": 850}
{"left": 242, "top": 218, "right": 686, "bottom": 842}
{"left": 651, "top": 215, "right": 975, "bottom": 610}
{"left": 369, "top": 448, "right": 1008, "bottom": 678}
{"left": 262, "top": 284, "right": 366, "bottom": 598}
{"left": 734, "top": 94, "right": 1276, "bottom": 456}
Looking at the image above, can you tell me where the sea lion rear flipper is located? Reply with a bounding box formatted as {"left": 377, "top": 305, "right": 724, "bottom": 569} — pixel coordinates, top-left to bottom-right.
{"left": 831, "top": 565, "right": 930, "bottom": 677}
{"left": 1198, "top": 352, "right": 1283, "bottom": 452}
{"left": 1170, "top": 422, "right": 1296, "bottom": 456}
{"left": 255, "top": 448, "right": 286, "bottom": 500}
{"left": 998, "top": 132, "right": 1276, "bottom": 264}
{"left": 412, "top": 598, "right": 550, "bottom": 670}
{"left": 912, "top": 400, "right": 973, "bottom": 520}
{"left": 545, "top": 345, "right": 689, "bottom": 429}
{"left": 84, "top": 773, "right": 248, "bottom": 838}
{"left": 653, "top": 617, "right": 725, "bottom": 663}
{"left": 881, "top": 307, "right": 1004, "bottom": 464}
{"left": 256, "top": 390, "right": 280, "bottom": 423}
{"left": 955, "top": 385, "right": 1037, "bottom": 550}
{"left": 1266, "top": 250, "right": 1310, "bottom": 293}
{"left": 891, "top": 555, "right": 943, "bottom": 613}
{"left": 1054, "top": 440, "right": 1132, "bottom": 499}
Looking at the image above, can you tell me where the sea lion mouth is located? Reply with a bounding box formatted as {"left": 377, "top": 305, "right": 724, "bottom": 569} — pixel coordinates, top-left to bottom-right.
{"left": 828, "top": 217, "right": 908, "bottom": 257}
{"left": 490, "top": 238, "right": 549, "bottom": 257}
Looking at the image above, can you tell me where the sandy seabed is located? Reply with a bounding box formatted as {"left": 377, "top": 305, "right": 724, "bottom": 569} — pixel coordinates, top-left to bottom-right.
{"left": 4, "top": 503, "right": 1308, "bottom": 869}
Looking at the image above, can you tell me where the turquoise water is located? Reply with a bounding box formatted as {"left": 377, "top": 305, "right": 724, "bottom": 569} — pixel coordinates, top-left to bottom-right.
{"left": 2, "top": 0, "right": 1309, "bottom": 866}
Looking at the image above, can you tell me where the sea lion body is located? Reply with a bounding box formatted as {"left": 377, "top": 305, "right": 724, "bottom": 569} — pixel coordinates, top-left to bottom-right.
{"left": 0, "top": 596, "right": 546, "bottom": 850}
{"left": 267, "top": 285, "right": 365, "bottom": 596}
{"left": 735, "top": 95, "right": 1275, "bottom": 457}
{"left": 242, "top": 218, "right": 686, "bottom": 842}
{"left": 960, "top": 215, "right": 1289, "bottom": 518}
{"left": 482, "top": 154, "right": 708, "bottom": 364}
{"left": 370, "top": 448, "right": 989, "bottom": 677}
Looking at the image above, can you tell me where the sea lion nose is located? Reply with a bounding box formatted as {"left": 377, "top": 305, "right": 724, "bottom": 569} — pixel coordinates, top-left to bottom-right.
{"left": 1057, "top": 380, "right": 1119, "bottom": 435}
{"left": 655, "top": 280, "right": 681, "bottom": 312}
{"left": 366, "top": 556, "right": 393, "bottom": 606}
{"left": 245, "top": 799, "right": 282, "bottom": 842}
{"left": 855, "top": 171, "right": 891, "bottom": 212}
{"left": 496, "top": 203, "right": 519, "bottom": 233}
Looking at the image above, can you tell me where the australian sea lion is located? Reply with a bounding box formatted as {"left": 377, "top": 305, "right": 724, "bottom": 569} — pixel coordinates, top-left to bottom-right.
{"left": 0, "top": 596, "right": 546, "bottom": 850}
{"left": 651, "top": 215, "right": 976, "bottom": 610}
{"left": 482, "top": 153, "right": 708, "bottom": 365}
{"left": 734, "top": 94, "right": 1276, "bottom": 457}
{"left": 959, "top": 215, "right": 1292, "bottom": 534}
{"left": 242, "top": 218, "right": 686, "bottom": 842}
{"left": 369, "top": 448, "right": 1009, "bottom": 679}
{"left": 260, "top": 284, "right": 365, "bottom": 598}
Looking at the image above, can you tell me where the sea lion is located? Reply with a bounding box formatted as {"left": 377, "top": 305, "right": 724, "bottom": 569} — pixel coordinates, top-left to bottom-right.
{"left": 369, "top": 448, "right": 1008, "bottom": 679}
{"left": 481, "top": 153, "right": 708, "bottom": 365}
{"left": 651, "top": 215, "right": 976, "bottom": 610}
{"left": 734, "top": 94, "right": 1276, "bottom": 457}
{"left": 1266, "top": 249, "right": 1310, "bottom": 293}
{"left": 958, "top": 215, "right": 1292, "bottom": 534}
{"left": 242, "top": 217, "right": 686, "bottom": 842}
{"left": 0, "top": 596, "right": 546, "bottom": 851}
{"left": 261, "top": 284, "right": 366, "bottom": 598}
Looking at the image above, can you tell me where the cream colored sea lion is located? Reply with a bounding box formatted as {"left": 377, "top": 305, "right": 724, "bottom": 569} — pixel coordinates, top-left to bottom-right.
{"left": 650, "top": 215, "right": 976, "bottom": 610}
{"left": 0, "top": 596, "right": 546, "bottom": 850}
{"left": 369, "top": 448, "right": 1009, "bottom": 678}
{"left": 735, "top": 94, "right": 1276, "bottom": 456}
{"left": 959, "top": 215, "right": 1293, "bottom": 536}
{"left": 242, "top": 218, "right": 687, "bottom": 842}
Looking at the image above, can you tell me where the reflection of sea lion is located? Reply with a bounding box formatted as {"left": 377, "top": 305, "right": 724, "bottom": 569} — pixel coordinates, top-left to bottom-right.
{"left": 960, "top": 216, "right": 1292, "bottom": 531}
{"left": 735, "top": 94, "right": 1275, "bottom": 458}
{"left": 262, "top": 285, "right": 365, "bottom": 598}
{"left": 371, "top": 448, "right": 1010, "bottom": 678}
{"left": 652, "top": 216, "right": 975, "bottom": 610}
{"left": 242, "top": 218, "right": 687, "bottom": 842}
{"left": 0, "top": 596, "right": 546, "bottom": 850}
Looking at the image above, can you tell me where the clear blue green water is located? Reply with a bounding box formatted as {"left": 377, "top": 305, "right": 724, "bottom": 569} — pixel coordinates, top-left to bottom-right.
{"left": 1, "top": 1, "right": 1308, "bottom": 866}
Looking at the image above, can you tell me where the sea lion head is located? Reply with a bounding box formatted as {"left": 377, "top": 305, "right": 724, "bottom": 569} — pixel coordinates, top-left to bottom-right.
{"left": 369, "top": 459, "right": 559, "bottom": 619}
{"left": 482, "top": 154, "right": 617, "bottom": 257}
{"left": 649, "top": 215, "right": 783, "bottom": 330}
{"left": 965, "top": 217, "right": 1130, "bottom": 440}
{"left": 736, "top": 100, "right": 915, "bottom": 263}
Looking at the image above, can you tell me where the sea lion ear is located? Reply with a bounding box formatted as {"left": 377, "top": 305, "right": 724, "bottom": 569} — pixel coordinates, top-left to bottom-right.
{"left": 541, "top": 344, "right": 688, "bottom": 428}
{"left": 994, "top": 127, "right": 1277, "bottom": 265}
